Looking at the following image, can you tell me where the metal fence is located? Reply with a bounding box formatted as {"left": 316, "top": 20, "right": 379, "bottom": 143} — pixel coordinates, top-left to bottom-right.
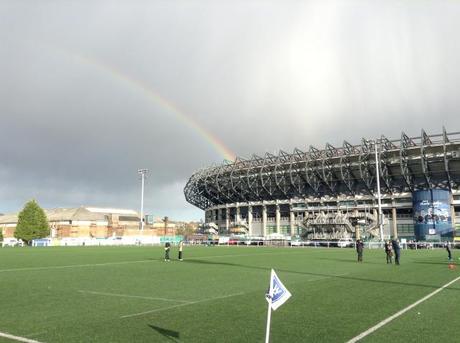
{"left": 209, "top": 239, "right": 460, "bottom": 250}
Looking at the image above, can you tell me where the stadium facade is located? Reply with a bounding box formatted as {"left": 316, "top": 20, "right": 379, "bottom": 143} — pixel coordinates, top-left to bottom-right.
{"left": 185, "top": 129, "right": 460, "bottom": 241}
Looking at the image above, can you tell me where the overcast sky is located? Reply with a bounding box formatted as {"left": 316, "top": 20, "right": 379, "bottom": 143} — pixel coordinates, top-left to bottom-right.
{"left": 1, "top": 0, "right": 460, "bottom": 220}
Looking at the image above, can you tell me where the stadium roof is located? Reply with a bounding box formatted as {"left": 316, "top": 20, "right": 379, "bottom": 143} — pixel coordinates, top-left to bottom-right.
{"left": 185, "top": 128, "right": 460, "bottom": 209}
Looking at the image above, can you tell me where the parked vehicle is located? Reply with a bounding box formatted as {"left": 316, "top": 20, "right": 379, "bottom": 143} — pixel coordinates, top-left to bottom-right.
{"left": 290, "top": 240, "right": 311, "bottom": 247}
{"left": 2, "top": 238, "right": 24, "bottom": 247}
{"left": 338, "top": 239, "right": 354, "bottom": 248}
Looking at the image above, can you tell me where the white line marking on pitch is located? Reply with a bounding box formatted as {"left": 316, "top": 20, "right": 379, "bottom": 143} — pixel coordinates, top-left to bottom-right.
{"left": 0, "top": 331, "right": 44, "bottom": 343}
{"left": 120, "top": 292, "right": 245, "bottom": 319}
{"left": 0, "top": 250, "right": 303, "bottom": 273}
{"left": 116, "top": 272, "right": 345, "bottom": 319}
{"left": 78, "top": 290, "right": 192, "bottom": 303}
{"left": 23, "top": 332, "right": 46, "bottom": 338}
{"left": 346, "top": 275, "right": 460, "bottom": 343}
{"left": 0, "top": 259, "right": 152, "bottom": 273}
{"left": 188, "top": 250, "right": 306, "bottom": 261}
{"left": 306, "top": 273, "right": 349, "bottom": 282}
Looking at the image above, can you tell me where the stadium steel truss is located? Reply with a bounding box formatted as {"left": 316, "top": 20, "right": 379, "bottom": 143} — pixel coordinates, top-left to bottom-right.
{"left": 185, "top": 128, "right": 460, "bottom": 240}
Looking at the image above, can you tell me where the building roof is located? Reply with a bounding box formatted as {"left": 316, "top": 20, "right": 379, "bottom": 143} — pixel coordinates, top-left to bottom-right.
{"left": 0, "top": 207, "right": 139, "bottom": 225}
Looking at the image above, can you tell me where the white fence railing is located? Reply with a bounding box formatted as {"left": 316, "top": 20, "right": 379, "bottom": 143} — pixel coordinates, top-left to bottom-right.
{"left": 2, "top": 237, "right": 459, "bottom": 250}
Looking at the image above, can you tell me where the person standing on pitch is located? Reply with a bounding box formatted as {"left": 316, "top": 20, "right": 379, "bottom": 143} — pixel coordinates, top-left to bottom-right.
{"left": 385, "top": 240, "right": 393, "bottom": 264}
{"left": 445, "top": 241, "right": 452, "bottom": 261}
{"left": 356, "top": 239, "right": 364, "bottom": 262}
{"left": 392, "top": 238, "right": 401, "bottom": 265}
{"left": 178, "top": 240, "right": 184, "bottom": 261}
{"left": 164, "top": 241, "right": 171, "bottom": 262}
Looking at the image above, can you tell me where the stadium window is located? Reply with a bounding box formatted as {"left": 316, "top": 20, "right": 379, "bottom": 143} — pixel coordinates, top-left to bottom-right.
{"left": 395, "top": 198, "right": 411, "bottom": 204}
{"left": 267, "top": 226, "right": 276, "bottom": 234}
{"left": 280, "top": 226, "right": 290, "bottom": 234}
{"left": 341, "top": 201, "right": 355, "bottom": 206}
{"left": 119, "top": 216, "right": 140, "bottom": 222}
{"left": 397, "top": 224, "right": 414, "bottom": 234}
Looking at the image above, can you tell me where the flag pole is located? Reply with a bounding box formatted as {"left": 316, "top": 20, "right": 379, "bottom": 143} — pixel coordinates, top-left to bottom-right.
{"left": 265, "top": 299, "right": 272, "bottom": 343}
{"left": 265, "top": 269, "right": 274, "bottom": 343}
{"left": 264, "top": 269, "right": 291, "bottom": 342}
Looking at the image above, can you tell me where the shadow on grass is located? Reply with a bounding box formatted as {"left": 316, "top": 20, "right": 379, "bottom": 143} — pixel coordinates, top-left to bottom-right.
{"left": 185, "top": 259, "right": 460, "bottom": 291}
{"left": 318, "top": 257, "right": 382, "bottom": 264}
{"left": 146, "top": 257, "right": 175, "bottom": 262}
{"left": 148, "top": 324, "right": 180, "bottom": 342}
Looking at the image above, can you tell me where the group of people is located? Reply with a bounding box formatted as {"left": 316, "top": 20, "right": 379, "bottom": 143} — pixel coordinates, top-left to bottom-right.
{"left": 356, "top": 239, "right": 455, "bottom": 264}
{"left": 164, "top": 240, "right": 184, "bottom": 262}
{"left": 164, "top": 238, "right": 452, "bottom": 264}
{"left": 355, "top": 238, "right": 401, "bottom": 264}
{"left": 384, "top": 239, "right": 401, "bottom": 265}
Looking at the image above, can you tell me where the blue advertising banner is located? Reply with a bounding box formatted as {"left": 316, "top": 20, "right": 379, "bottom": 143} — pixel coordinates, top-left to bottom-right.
{"left": 413, "top": 190, "right": 453, "bottom": 241}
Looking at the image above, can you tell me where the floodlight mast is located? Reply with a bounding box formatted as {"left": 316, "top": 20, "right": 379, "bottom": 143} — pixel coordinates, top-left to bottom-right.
{"left": 374, "top": 141, "right": 384, "bottom": 241}
{"left": 138, "top": 169, "right": 148, "bottom": 231}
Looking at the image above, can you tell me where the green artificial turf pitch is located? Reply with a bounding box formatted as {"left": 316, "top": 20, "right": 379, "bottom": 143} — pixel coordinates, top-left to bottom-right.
{"left": 0, "top": 246, "right": 458, "bottom": 342}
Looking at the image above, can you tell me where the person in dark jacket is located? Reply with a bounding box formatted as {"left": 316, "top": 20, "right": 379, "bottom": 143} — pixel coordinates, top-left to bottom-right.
{"left": 164, "top": 241, "right": 171, "bottom": 262}
{"left": 445, "top": 242, "right": 452, "bottom": 261}
{"left": 356, "top": 239, "right": 364, "bottom": 262}
{"left": 391, "top": 239, "right": 401, "bottom": 265}
{"left": 385, "top": 240, "right": 393, "bottom": 264}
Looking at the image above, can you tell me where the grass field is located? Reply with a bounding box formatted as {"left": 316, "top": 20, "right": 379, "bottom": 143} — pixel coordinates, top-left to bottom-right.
{"left": 0, "top": 245, "right": 458, "bottom": 342}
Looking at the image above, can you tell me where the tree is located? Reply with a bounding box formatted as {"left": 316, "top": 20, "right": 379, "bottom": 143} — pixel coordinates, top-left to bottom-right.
{"left": 14, "top": 200, "right": 50, "bottom": 245}
{"left": 176, "top": 222, "right": 198, "bottom": 239}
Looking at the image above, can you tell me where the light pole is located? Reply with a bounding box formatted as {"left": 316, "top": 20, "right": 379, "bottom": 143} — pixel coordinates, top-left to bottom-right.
{"left": 373, "top": 141, "right": 384, "bottom": 241}
{"left": 138, "top": 169, "right": 148, "bottom": 231}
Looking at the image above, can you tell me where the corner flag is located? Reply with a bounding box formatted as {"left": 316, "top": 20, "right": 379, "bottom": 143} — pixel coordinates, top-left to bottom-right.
{"left": 266, "top": 269, "right": 292, "bottom": 311}
{"left": 265, "top": 269, "right": 291, "bottom": 343}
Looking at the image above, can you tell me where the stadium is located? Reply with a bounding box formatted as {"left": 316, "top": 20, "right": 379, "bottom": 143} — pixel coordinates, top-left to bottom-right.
{"left": 185, "top": 128, "right": 460, "bottom": 242}
{"left": 1, "top": 132, "right": 459, "bottom": 343}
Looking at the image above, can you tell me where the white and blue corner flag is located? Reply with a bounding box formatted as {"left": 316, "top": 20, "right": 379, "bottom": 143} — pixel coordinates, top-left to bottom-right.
{"left": 266, "top": 269, "right": 291, "bottom": 311}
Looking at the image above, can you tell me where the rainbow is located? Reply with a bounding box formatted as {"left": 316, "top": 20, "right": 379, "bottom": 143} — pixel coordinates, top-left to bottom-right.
{"left": 70, "top": 53, "right": 236, "bottom": 162}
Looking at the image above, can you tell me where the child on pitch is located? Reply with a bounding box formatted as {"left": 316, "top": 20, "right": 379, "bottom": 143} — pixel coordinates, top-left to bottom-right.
{"left": 164, "top": 241, "right": 171, "bottom": 262}
{"left": 384, "top": 240, "right": 393, "bottom": 264}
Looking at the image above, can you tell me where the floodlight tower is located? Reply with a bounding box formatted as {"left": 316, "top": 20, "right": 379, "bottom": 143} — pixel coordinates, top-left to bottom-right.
{"left": 373, "top": 141, "right": 384, "bottom": 242}
{"left": 138, "top": 169, "right": 148, "bottom": 231}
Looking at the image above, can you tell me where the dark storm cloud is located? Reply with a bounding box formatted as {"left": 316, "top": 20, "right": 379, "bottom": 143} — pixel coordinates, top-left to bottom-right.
{"left": 1, "top": 0, "right": 460, "bottom": 219}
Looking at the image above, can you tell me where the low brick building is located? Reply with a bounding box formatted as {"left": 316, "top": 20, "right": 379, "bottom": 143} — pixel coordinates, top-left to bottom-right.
{"left": 0, "top": 206, "right": 177, "bottom": 239}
